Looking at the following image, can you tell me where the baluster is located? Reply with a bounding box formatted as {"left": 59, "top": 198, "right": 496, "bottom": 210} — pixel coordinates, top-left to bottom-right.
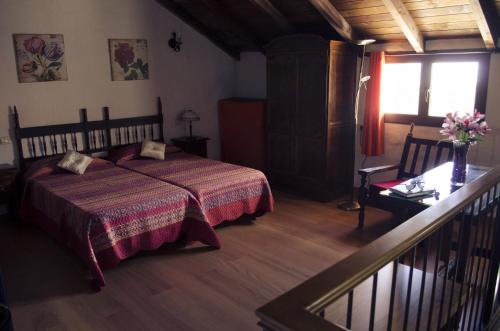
{"left": 29, "top": 137, "right": 36, "bottom": 157}
{"left": 39, "top": 136, "right": 47, "bottom": 156}
{"left": 456, "top": 210, "right": 472, "bottom": 329}
{"left": 415, "top": 239, "right": 430, "bottom": 331}
{"left": 402, "top": 247, "right": 416, "bottom": 330}
{"left": 461, "top": 195, "right": 484, "bottom": 328}
{"left": 149, "top": 124, "right": 153, "bottom": 140}
{"left": 346, "top": 290, "right": 353, "bottom": 329}
{"left": 62, "top": 134, "right": 68, "bottom": 152}
{"left": 387, "top": 258, "right": 399, "bottom": 331}
{"left": 465, "top": 193, "right": 488, "bottom": 330}
{"left": 427, "top": 228, "right": 444, "bottom": 328}
{"left": 369, "top": 272, "right": 378, "bottom": 331}
{"left": 470, "top": 191, "right": 492, "bottom": 329}
{"left": 50, "top": 135, "right": 57, "bottom": 154}
{"left": 481, "top": 185, "right": 500, "bottom": 324}
{"left": 134, "top": 125, "right": 138, "bottom": 143}
{"left": 71, "top": 133, "right": 78, "bottom": 150}
{"left": 445, "top": 213, "right": 465, "bottom": 325}
{"left": 124, "top": 127, "right": 129, "bottom": 144}
{"left": 436, "top": 222, "right": 454, "bottom": 329}
{"left": 117, "top": 128, "right": 122, "bottom": 145}
{"left": 99, "top": 130, "right": 105, "bottom": 148}
{"left": 142, "top": 125, "right": 146, "bottom": 140}
{"left": 92, "top": 130, "right": 97, "bottom": 150}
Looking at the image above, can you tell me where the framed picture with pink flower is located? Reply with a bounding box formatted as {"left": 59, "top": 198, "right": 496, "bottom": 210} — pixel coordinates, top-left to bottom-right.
{"left": 13, "top": 34, "right": 68, "bottom": 83}
{"left": 108, "top": 39, "right": 149, "bottom": 81}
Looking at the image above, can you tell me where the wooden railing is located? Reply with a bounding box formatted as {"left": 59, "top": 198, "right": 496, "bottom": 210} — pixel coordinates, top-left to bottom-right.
{"left": 256, "top": 165, "right": 500, "bottom": 331}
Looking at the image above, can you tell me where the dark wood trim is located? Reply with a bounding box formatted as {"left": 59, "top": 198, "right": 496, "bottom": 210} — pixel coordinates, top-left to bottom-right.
{"left": 247, "top": 0, "right": 294, "bottom": 33}
{"left": 383, "top": 52, "right": 491, "bottom": 127}
{"left": 257, "top": 164, "right": 500, "bottom": 330}
{"left": 13, "top": 97, "right": 165, "bottom": 169}
{"left": 306, "top": 0, "right": 355, "bottom": 42}
{"left": 200, "top": 0, "right": 266, "bottom": 52}
{"left": 154, "top": 0, "right": 241, "bottom": 60}
{"left": 381, "top": 0, "right": 424, "bottom": 53}
{"left": 469, "top": 0, "right": 497, "bottom": 49}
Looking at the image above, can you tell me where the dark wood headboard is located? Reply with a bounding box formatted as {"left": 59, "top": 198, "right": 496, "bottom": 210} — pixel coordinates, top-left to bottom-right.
{"left": 13, "top": 97, "right": 164, "bottom": 169}
{"left": 103, "top": 97, "right": 164, "bottom": 148}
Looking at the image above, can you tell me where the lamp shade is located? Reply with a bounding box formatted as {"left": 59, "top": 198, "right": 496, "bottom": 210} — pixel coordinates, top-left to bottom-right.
{"left": 181, "top": 109, "right": 200, "bottom": 121}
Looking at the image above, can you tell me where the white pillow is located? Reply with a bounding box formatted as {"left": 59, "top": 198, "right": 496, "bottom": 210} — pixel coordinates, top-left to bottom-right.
{"left": 57, "top": 150, "right": 94, "bottom": 175}
{"left": 140, "top": 140, "right": 166, "bottom": 160}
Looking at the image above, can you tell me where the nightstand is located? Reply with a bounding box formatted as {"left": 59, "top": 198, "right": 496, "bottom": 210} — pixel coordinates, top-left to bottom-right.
{"left": 171, "top": 136, "right": 209, "bottom": 158}
{"left": 0, "top": 168, "right": 17, "bottom": 217}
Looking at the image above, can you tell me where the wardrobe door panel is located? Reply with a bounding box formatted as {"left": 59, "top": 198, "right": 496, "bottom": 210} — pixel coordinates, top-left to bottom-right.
{"left": 267, "top": 54, "right": 296, "bottom": 133}
{"left": 296, "top": 52, "right": 327, "bottom": 139}
{"left": 268, "top": 132, "right": 295, "bottom": 174}
{"left": 296, "top": 137, "right": 324, "bottom": 180}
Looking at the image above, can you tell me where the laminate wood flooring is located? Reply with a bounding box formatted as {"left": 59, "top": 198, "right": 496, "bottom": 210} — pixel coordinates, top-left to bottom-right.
{"left": 0, "top": 191, "right": 395, "bottom": 331}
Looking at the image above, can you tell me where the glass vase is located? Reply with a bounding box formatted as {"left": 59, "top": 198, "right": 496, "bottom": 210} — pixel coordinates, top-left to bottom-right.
{"left": 451, "top": 140, "right": 469, "bottom": 186}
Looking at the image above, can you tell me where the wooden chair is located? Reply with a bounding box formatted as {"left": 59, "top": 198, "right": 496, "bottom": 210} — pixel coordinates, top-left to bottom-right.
{"left": 357, "top": 124, "right": 454, "bottom": 228}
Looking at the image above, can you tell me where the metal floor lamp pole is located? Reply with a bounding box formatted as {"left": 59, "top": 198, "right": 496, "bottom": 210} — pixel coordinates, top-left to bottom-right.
{"left": 338, "top": 39, "right": 376, "bottom": 212}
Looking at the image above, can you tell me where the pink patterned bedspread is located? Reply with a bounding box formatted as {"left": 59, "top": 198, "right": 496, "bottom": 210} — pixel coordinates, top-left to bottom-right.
{"left": 117, "top": 153, "right": 274, "bottom": 226}
{"left": 20, "top": 160, "right": 220, "bottom": 287}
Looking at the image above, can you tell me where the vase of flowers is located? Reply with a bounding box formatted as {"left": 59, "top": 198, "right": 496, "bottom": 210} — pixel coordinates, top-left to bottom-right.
{"left": 440, "top": 111, "right": 490, "bottom": 185}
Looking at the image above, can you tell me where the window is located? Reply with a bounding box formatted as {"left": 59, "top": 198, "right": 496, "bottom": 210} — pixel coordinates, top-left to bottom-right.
{"left": 380, "top": 53, "right": 490, "bottom": 127}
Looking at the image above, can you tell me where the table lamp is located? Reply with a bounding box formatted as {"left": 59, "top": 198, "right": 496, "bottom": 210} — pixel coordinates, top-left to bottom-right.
{"left": 181, "top": 109, "right": 200, "bottom": 138}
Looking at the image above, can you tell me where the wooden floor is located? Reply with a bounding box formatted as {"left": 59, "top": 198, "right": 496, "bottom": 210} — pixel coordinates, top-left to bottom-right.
{"left": 0, "top": 191, "right": 395, "bottom": 331}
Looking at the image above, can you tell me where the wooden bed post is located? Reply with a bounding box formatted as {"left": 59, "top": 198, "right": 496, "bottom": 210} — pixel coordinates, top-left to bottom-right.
{"left": 157, "top": 97, "right": 164, "bottom": 142}
{"left": 81, "top": 108, "right": 90, "bottom": 154}
{"left": 103, "top": 106, "right": 112, "bottom": 151}
{"left": 13, "top": 105, "right": 25, "bottom": 170}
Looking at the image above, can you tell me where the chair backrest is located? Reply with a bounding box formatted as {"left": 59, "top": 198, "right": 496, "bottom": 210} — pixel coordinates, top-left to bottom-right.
{"left": 397, "top": 124, "right": 454, "bottom": 179}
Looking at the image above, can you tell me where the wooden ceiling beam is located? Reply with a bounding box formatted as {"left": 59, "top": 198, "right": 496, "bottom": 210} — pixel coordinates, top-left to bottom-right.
{"left": 155, "top": 0, "right": 240, "bottom": 60}
{"left": 381, "top": 0, "right": 425, "bottom": 53}
{"left": 202, "top": 0, "right": 266, "bottom": 52}
{"left": 469, "top": 0, "right": 497, "bottom": 49}
{"left": 306, "top": 0, "right": 355, "bottom": 42}
{"left": 247, "top": 0, "right": 294, "bottom": 33}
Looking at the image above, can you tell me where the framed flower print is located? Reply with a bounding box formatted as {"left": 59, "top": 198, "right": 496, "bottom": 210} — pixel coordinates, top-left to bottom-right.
{"left": 13, "top": 34, "right": 68, "bottom": 83}
{"left": 108, "top": 39, "right": 149, "bottom": 81}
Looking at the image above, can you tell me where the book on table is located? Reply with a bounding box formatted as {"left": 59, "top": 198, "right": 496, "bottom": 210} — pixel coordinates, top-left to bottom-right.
{"left": 389, "top": 181, "right": 435, "bottom": 198}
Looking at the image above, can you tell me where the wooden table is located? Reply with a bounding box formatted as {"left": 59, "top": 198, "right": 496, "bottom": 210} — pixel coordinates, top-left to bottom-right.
{"left": 379, "top": 162, "right": 490, "bottom": 214}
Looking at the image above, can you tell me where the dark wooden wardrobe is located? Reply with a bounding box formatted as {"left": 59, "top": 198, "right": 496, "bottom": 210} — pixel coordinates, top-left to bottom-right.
{"left": 265, "top": 34, "right": 357, "bottom": 201}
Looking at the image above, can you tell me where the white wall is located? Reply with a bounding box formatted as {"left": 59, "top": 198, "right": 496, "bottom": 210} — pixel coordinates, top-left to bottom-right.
{"left": 235, "top": 52, "right": 266, "bottom": 99}
{"left": 0, "top": 0, "right": 237, "bottom": 166}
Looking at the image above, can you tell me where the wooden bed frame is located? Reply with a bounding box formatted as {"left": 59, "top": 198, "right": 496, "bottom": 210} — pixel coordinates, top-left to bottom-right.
{"left": 14, "top": 97, "right": 164, "bottom": 169}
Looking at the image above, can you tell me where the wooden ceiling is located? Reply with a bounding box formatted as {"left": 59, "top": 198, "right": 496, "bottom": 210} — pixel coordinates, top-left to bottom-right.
{"left": 156, "top": 0, "right": 499, "bottom": 59}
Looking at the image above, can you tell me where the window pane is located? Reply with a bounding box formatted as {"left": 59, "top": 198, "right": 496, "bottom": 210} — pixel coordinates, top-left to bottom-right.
{"left": 380, "top": 63, "right": 421, "bottom": 115}
{"left": 428, "top": 62, "right": 478, "bottom": 117}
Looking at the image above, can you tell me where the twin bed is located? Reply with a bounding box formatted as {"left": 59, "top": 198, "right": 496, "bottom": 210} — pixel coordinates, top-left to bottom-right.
{"left": 14, "top": 99, "right": 273, "bottom": 287}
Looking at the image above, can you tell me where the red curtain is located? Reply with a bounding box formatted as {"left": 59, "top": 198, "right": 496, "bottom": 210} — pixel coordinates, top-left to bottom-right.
{"left": 362, "top": 51, "right": 385, "bottom": 156}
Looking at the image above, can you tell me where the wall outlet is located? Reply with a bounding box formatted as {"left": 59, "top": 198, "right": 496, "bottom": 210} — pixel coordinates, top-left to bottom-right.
{"left": 0, "top": 137, "right": 11, "bottom": 145}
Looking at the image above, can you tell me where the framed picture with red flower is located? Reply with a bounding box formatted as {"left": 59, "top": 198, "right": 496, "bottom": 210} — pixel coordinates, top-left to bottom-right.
{"left": 13, "top": 34, "right": 68, "bottom": 83}
{"left": 108, "top": 39, "right": 149, "bottom": 81}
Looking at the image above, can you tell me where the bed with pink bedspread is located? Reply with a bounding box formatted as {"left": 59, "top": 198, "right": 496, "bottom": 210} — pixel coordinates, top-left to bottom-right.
{"left": 19, "top": 158, "right": 220, "bottom": 287}
{"left": 116, "top": 152, "right": 274, "bottom": 227}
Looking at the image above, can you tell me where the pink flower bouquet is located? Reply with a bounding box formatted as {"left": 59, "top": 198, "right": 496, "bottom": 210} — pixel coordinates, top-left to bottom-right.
{"left": 440, "top": 111, "right": 490, "bottom": 145}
